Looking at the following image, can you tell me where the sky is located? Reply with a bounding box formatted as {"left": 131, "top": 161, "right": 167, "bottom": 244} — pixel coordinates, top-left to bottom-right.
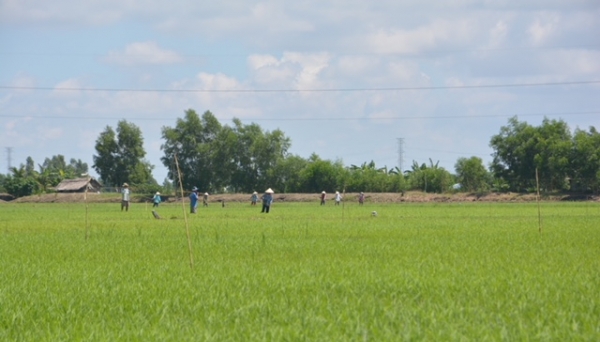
{"left": 1, "top": 0, "right": 599, "bottom": 184}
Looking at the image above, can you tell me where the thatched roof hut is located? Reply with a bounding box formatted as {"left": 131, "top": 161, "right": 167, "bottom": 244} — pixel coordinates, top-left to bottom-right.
{"left": 55, "top": 177, "right": 102, "bottom": 193}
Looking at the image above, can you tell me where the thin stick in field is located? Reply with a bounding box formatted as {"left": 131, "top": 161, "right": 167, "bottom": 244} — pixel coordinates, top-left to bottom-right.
{"left": 175, "top": 153, "right": 194, "bottom": 270}
{"left": 84, "top": 186, "right": 89, "bottom": 240}
{"left": 536, "top": 168, "right": 542, "bottom": 234}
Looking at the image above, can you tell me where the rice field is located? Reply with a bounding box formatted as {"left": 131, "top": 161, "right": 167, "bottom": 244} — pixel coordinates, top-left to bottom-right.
{"left": 1, "top": 200, "right": 599, "bottom": 341}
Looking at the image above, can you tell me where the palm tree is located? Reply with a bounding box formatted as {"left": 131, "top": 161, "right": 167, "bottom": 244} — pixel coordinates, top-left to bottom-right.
{"left": 10, "top": 166, "right": 27, "bottom": 179}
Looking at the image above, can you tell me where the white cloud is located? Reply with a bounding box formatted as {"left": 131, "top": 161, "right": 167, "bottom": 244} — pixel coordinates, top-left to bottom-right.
{"left": 39, "top": 127, "right": 63, "bottom": 140}
{"left": 190, "top": 72, "right": 246, "bottom": 107}
{"left": 52, "top": 78, "right": 84, "bottom": 97}
{"left": 4, "top": 120, "right": 18, "bottom": 131}
{"left": 248, "top": 54, "right": 294, "bottom": 85}
{"left": 336, "top": 56, "right": 381, "bottom": 77}
{"left": 196, "top": 72, "right": 242, "bottom": 90}
{"left": 540, "top": 50, "right": 600, "bottom": 75}
{"left": 445, "top": 77, "right": 465, "bottom": 87}
{"left": 364, "top": 19, "right": 476, "bottom": 54}
{"left": 283, "top": 52, "right": 331, "bottom": 90}
{"left": 105, "top": 41, "right": 182, "bottom": 66}
{"left": 488, "top": 20, "right": 509, "bottom": 48}
{"left": 249, "top": 2, "right": 314, "bottom": 33}
{"left": 7, "top": 75, "right": 37, "bottom": 94}
{"left": 248, "top": 54, "right": 282, "bottom": 70}
{"left": 0, "top": 0, "right": 125, "bottom": 26}
{"left": 528, "top": 12, "right": 561, "bottom": 46}
{"left": 248, "top": 52, "right": 331, "bottom": 90}
{"left": 388, "top": 61, "right": 421, "bottom": 83}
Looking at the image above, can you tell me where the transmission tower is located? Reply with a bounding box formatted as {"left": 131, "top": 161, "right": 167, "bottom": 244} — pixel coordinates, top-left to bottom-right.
{"left": 397, "top": 138, "right": 404, "bottom": 172}
{"left": 6, "top": 147, "right": 12, "bottom": 173}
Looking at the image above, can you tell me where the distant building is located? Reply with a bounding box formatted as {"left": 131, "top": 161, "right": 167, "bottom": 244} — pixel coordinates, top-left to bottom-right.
{"left": 55, "top": 177, "right": 103, "bottom": 193}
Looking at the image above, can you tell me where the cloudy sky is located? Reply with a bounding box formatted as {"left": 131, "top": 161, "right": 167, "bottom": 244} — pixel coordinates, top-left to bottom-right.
{"left": 1, "top": 1, "right": 599, "bottom": 183}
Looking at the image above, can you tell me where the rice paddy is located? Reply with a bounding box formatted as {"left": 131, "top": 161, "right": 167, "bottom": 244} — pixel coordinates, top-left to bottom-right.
{"left": 1, "top": 201, "right": 599, "bottom": 341}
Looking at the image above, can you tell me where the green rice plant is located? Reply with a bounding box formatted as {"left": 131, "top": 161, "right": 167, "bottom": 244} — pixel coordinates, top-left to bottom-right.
{"left": 0, "top": 201, "right": 599, "bottom": 341}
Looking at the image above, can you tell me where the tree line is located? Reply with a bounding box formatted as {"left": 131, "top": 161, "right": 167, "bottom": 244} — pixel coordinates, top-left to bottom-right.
{"left": 1, "top": 110, "right": 599, "bottom": 198}
{"left": 0, "top": 155, "right": 89, "bottom": 197}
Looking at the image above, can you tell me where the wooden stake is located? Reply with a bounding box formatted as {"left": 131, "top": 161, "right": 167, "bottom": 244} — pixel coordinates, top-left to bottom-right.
{"left": 84, "top": 186, "right": 89, "bottom": 240}
{"left": 536, "top": 168, "right": 542, "bottom": 234}
{"left": 175, "top": 154, "right": 194, "bottom": 270}
{"left": 342, "top": 185, "right": 346, "bottom": 223}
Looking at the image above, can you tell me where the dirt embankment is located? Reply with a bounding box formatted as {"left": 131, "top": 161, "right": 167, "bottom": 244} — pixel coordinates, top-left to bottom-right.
{"left": 4, "top": 191, "right": 598, "bottom": 204}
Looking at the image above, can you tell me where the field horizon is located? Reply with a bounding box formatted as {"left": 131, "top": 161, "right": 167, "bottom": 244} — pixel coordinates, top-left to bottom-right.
{"left": 4, "top": 190, "right": 599, "bottom": 205}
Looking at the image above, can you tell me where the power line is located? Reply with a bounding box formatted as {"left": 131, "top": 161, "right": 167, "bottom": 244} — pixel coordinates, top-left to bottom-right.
{"left": 0, "top": 110, "right": 597, "bottom": 122}
{"left": 0, "top": 80, "right": 598, "bottom": 93}
{"left": 1, "top": 43, "right": 597, "bottom": 57}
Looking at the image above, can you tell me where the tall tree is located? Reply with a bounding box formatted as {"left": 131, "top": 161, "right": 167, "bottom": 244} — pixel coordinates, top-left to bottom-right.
{"left": 490, "top": 116, "right": 572, "bottom": 192}
{"left": 161, "top": 110, "right": 291, "bottom": 193}
{"left": 534, "top": 118, "right": 572, "bottom": 191}
{"left": 36, "top": 164, "right": 56, "bottom": 193}
{"left": 69, "top": 158, "right": 89, "bottom": 176}
{"left": 455, "top": 156, "right": 490, "bottom": 192}
{"left": 346, "top": 160, "right": 395, "bottom": 192}
{"left": 4, "top": 165, "right": 38, "bottom": 197}
{"left": 406, "top": 159, "right": 453, "bottom": 193}
{"left": 42, "top": 155, "right": 81, "bottom": 180}
{"left": 571, "top": 126, "right": 600, "bottom": 192}
{"left": 490, "top": 117, "right": 539, "bottom": 192}
{"left": 161, "top": 110, "right": 221, "bottom": 192}
{"left": 244, "top": 123, "right": 291, "bottom": 192}
{"left": 271, "top": 154, "right": 309, "bottom": 193}
{"left": 298, "top": 154, "right": 346, "bottom": 193}
{"left": 229, "top": 120, "right": 258, "bottom": 191}
{"left": 25, "top": 156, "right": 35, "bottom": 176}
{"left": 93, "top": 120, "right": 154, "bottom": 187}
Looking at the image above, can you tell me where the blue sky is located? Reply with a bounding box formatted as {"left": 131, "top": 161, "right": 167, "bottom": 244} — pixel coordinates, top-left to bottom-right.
{"left": 1, "top": 1, "right": 599, "bottom": 183}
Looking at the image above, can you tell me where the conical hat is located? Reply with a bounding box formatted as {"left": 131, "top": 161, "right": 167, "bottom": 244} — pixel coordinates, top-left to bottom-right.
{"left": 265, "top": 188, "right": 274, "bottom": 194}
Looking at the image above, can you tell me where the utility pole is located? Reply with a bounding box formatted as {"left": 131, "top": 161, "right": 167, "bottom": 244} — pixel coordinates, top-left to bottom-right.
{"left": 6, "top": 147, "right": 12, "bottom": 173}
{"left": 397, "top": 138, "right": 404, "bottom": 172}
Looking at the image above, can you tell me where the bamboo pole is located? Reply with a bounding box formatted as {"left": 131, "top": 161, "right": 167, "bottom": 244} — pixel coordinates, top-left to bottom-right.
{"left": 536, "top": 168, "right": 542, "bottom": 234}
{"left": 175, "top": 154, "right": 194, "bottom": 270}
{"left": 84, "top": 186, "right": 89, "bottom": 240}
{"left": 341, "top": 185, "right": 346, "bottom": 223}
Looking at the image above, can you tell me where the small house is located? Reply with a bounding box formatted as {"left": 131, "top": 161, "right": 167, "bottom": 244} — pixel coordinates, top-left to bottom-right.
{"left": 55, "top": 177, "right": 103, "bottom": 193}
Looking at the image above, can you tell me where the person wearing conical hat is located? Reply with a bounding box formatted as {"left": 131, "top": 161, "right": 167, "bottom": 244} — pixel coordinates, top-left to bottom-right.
{"left": 334, "top": 191, "right": 342, "bottom": 206}
{"left": 358, "top": 192, "right": 365, "bottom": 206}
{"left": 203, "top": 192, "right": 209, "bottom": 207}
{"left": 250, "top": 191, "right": 258, "bottom": 206}
{"left": 261, "top": 188, "right": 274, "bottom": 213}
{"left": 320, "top": 191, "right": 326, "bottom": 205}
{"left": 121, "top": 183, "right": 130, "bottom": 212}
{"left": 189, "top": 187, "right": 199, "bottom": 213}
{"left": 152, "top": 191, "right": 162, "bottom": 207}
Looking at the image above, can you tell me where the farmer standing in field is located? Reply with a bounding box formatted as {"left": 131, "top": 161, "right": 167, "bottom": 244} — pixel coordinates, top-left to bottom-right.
{"left": 190, "top": 187, "right": 199, "bottom": 213}
{"left": 251, "top": 191, "right": 258, "bottom": 206}
{"left": 121, "top": 183, "right": 130, "bottom": 212}
{"left": 261, "top": 188, "right": 274, "bottom": 213}
{"left": 358, "top": 192, "right": 365, "bottom": 206}
{"left": 203, "top": 192, "right": 209, "bottom": 207}
{"left": 334, "top": 191, "right": 342, "bottom": 205}
{"left": 320, "top": 191, "right": 326, "bottom": 205}
{"left": 152, "top": 192, "right": 161, "bottom": 207}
